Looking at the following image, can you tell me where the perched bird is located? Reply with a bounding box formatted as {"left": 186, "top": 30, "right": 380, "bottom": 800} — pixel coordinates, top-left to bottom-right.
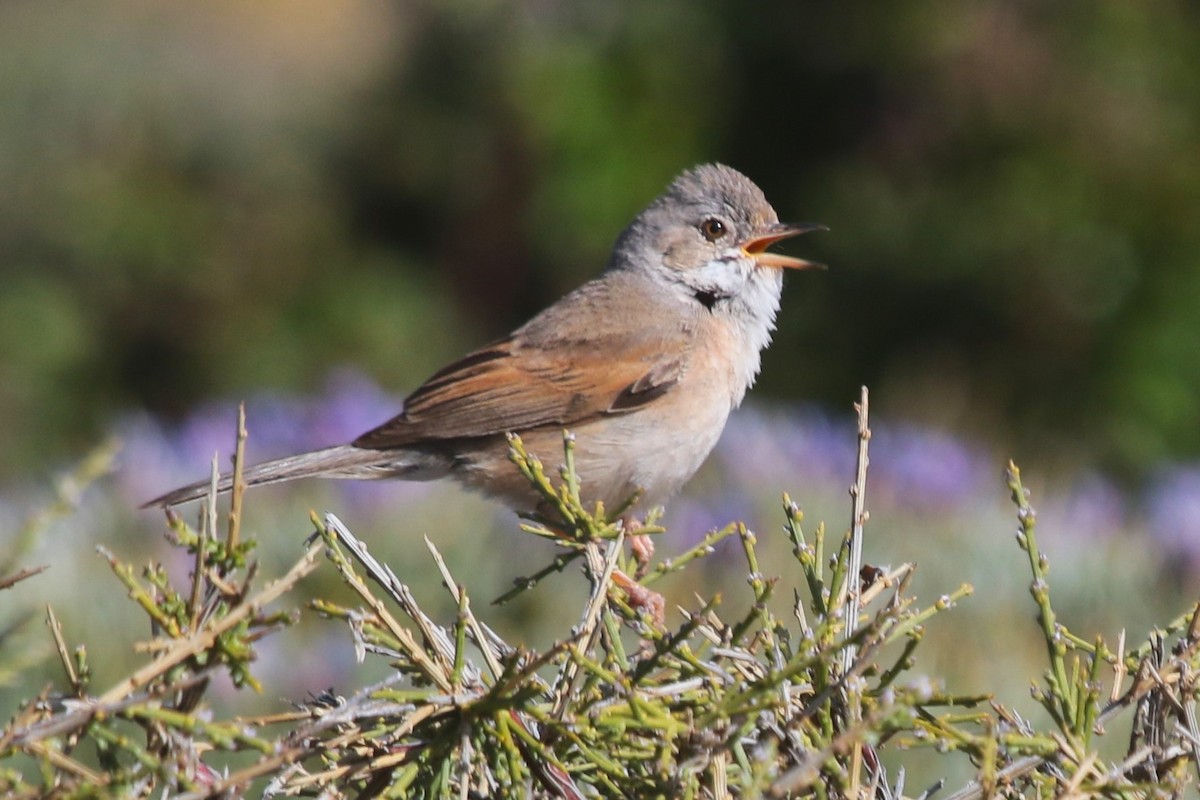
{"left": 147, "top": 164, "right": 823, "bottom": 525}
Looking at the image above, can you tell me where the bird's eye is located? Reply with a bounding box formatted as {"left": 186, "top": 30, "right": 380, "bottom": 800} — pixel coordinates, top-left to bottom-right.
{"left": 699, "top": 218, "right": 727, "bottom": 242}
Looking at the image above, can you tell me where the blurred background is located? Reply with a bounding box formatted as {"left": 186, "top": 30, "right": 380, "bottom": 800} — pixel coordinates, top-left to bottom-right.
{"left": 3, "top": 0, "right": 1200, "bottom": 787}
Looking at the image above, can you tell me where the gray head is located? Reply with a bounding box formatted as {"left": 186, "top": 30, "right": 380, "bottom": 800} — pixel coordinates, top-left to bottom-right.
{"left": 609, "top": 162, "right": 823, "bottom": 326}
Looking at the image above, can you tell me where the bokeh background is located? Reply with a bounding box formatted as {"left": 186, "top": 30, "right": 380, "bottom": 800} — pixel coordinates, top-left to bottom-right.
{"left": 3, "top": 0, "right": 1200, "bottom": 787}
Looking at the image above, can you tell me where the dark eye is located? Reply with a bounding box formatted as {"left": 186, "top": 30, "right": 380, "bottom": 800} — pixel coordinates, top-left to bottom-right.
{"left": 699, "top": 218, "right": 727, "bottom": 242}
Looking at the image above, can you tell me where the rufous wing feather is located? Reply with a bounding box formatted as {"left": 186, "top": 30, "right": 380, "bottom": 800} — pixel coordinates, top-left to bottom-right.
{"left": 353, "top": 329, "right": 686, "bottom": 449}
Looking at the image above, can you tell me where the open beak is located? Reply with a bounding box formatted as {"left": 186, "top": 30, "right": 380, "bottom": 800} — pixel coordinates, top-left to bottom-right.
{"left": 742, "top": 222, "right": 827, "bottom": 270}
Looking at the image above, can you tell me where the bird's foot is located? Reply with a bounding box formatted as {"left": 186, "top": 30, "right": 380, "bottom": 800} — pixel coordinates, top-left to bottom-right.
{"left": 622, "top": 516, "right": 655, "bottom": 578}
{"left": 611, "top": 569, "right": 665, "bottom": 627}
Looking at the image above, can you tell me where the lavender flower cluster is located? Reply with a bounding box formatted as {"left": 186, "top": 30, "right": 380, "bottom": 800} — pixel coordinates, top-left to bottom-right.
{"left": 104, "top": 370, "right": 1199, "bottom": 572}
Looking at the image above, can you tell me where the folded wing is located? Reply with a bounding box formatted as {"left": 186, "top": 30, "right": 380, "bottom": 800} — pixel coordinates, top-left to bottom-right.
{"left": 353, "top": 327, "right": 688, "bottom": 449}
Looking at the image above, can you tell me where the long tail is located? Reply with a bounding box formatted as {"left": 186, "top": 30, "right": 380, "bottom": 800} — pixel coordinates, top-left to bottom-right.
{"left": 142, "top": 445, "right": 397, "bottom": 508}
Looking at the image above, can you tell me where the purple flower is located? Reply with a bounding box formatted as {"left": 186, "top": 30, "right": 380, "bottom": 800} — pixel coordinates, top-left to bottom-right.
{"left": 717, "top": 404, "right": 856, "bottom": 490}
{"left": 869, "top": 423, "right": 991, "bottom": 511}
{"left": 309, "top": 368, "right": 405, "bottom": 445}
{"left": 113, "top": 372, "right": 430, "bottom": 512}
{"left": 1145, "top": 465, "right": 1200, "bottom": 564}
{"left": 664, "top": 489, "right": 755, "bottom": 546}
{"left": 1038, "top": 471, "right": 1127, "bottom": 544}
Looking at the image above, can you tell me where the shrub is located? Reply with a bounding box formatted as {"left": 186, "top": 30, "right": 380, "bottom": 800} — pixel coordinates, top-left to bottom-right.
{"left": 2, "top": 396, "right": 1198, "bottom": 798}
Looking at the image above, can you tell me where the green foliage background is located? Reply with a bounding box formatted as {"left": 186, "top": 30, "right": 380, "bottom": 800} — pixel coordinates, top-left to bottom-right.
{"left": 3, "top": 2, "right": 1200, "bottom": 481}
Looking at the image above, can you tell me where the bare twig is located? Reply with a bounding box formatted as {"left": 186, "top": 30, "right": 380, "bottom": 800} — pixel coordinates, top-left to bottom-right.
{"left": 552, "top": 533, "right": 624, "bottom": 719}
{"left": 226, "top": 402, "right": 248, "bottom": 553}
{"left": 842, "top": 385, "right": 870, "bottom": 676}
{"left": 45, "top": 604, "right": 80, "bottom": 697}
{"left": 425, "top": 534, "right": 508, "bottom": 681}
{"left": 320, "top": 513, "right": 456, "bottom": 691}
{"left": 0, "top": 565, "right": 48, "bottom": 591}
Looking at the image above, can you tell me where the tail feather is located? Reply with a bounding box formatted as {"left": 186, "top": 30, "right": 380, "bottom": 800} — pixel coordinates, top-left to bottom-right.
{"left": 142, "top": 445, "right": 397, "bottom": 508}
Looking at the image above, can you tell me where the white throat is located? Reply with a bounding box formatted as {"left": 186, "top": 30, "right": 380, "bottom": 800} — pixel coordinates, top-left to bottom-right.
{"left": 719, "top": 264, "right": 783, "bottom": 406}
{"left": 661, "top": 258, "right": 784, "bottom": 407}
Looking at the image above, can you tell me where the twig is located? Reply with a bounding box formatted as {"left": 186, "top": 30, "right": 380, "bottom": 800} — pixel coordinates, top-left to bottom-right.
{"left": 1006, "top": 461, "right": 1075, "bottom": 726}
{"left": 842, "top": 385, "right": 870, "bottom": 676}
{"left": 425, "top": 535, "right": 507, "bottom": 681}
{"left": 226, "top": 403, "right": 248, "bottom": 553}
{"left": 5, "top": 672, "right": 212, "bottom": 747}
{"left": 45, "top": 604, "right": 81, "bottom": 697}
{"left": 97, "top": 541, "right": 321, "bottom": 704}
{"left": 25, "top": 740, "right": 108, "bottom": 785}
{"left": 320, "top": 514, "right": 456, "bottom": 691}
{"left": 552, "top": 533, "right": 624, "bottom": 719}
{"left": 0, "top": 565, "right": 48, "bottom": 591}
{"left": 941, "top": 755, "right": 1044, "bottom": 800}
{"left": 842, "top": 387, "right": 871, "bottom": 792}
{"left": 188, "top": 453, "right": 219, "bottom": 631}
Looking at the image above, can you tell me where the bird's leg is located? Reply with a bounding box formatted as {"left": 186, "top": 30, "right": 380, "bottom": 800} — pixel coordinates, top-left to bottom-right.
{"left": 622, "top": 515, "right": 655, "bottom": 578}
{"left": 610, "top": 569, "right": 665, "bottom": 627}
{"left": 532, "top": 503, "right": 664, "bottom": 624}
{"left": 535, "top": 510, "right": 664, "bottom": 626}
{"left": 613, "top": 515, "right": 665, "bottom": 625}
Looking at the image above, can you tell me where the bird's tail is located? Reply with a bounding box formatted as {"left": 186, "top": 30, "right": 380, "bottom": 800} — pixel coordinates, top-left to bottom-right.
{"left": 142, "top": 445, "right": 395, "bottom": 508}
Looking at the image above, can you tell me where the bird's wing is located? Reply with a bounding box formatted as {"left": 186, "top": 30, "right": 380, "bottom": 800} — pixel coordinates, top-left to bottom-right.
{"left": 352, "top": 326, "right": 688, "bottom": 449}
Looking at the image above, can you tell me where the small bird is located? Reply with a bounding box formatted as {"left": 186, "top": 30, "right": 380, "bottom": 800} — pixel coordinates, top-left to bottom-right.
{"left": 147, "top": 164, "right": 823, "bottom": 523}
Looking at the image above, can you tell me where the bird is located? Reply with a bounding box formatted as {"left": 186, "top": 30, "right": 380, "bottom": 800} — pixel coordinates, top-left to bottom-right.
{"left": 146, "top": 163, "right": 824, "bottom": 529}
